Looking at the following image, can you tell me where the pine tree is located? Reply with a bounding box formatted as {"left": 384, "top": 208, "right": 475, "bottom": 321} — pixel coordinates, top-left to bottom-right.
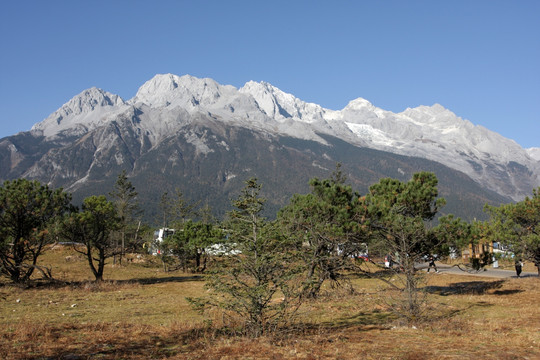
{"left": 195, "top": 178, "right": 303, "bottom": 336}
{"left": 278, "top": 164, "right": 365, "bottom": 298}
{"left": 0, "top": 179, "right": 71, "bottom": 283}
{"left": 359, "top": 172, "right": 446, "bottom": 321}
{"left": 61, "top": 195, "right": 120, "bottom": 281}
{"left": 109, "top": 170, "right": 141, "bottom": 263}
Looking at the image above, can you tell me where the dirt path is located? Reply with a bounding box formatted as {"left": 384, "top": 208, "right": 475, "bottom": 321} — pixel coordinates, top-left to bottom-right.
{"left": 428, "top": 263, "right": 538, "bottom": 278}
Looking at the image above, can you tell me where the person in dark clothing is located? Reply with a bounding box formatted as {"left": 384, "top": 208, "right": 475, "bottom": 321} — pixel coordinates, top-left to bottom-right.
{"left": 515, "top": 259, "right": 523, "bottom": 277}
{"left": 427, "top": 255, "right": 439, "bottom": 273}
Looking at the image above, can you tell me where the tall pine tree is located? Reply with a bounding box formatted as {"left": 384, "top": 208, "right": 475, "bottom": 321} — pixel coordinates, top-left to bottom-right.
{"left": 109, "top": 170, "right": 140, "bottom": 263}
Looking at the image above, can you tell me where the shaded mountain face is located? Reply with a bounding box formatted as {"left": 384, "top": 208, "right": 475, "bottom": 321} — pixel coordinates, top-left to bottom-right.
{"left": 0, "top": 74, "right": 535, "bottom": 221}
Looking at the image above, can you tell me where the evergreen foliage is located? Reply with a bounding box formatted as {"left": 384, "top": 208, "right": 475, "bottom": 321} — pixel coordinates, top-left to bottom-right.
{"left": 195, "top": 178, "right": 303, "bottom": 336}
{"left": 61, "top": 195, "right": 120, "bottom": 281}
{"left": 486, "top": 187, "right": 540, "bottom": 275}
{"left": 2, "top": 169, "right": 522, "bottom": 336}
{"left": 109, "top": 170, "right": 142, "bottom": 262}
{"left": 159, "top": 189, "right": 199, "bottom": 228}
{"left": 0, "top": 179, "right": 71, "bottom": 283}
{"left": 358, "top": 172, "right": 446, "bottom": 321}
{"left": 278, "top": 164, "right": 367, "bottom": 298}
{"left": 163, "top": 220, "right": 223, "bottom": 272}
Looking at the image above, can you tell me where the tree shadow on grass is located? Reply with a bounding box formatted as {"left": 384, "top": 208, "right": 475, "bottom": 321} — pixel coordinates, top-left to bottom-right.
{"left": 128, "top": 275, "right": 203, "bottom": 285}
{"left": 3, "top": 274, "right": 204, "bottom": 291}
{"left": 20, "top": 325, "right": 204, "bottom": 360}
{"left": 294, "top": 309, "right": 394, "bottom": 336}
{"left": 491, "top": 289, "right": 523, "bottom": 295}
{"left": 324, "top": 310, "right": 394, "bottom": 329}
{"left": 423, "top": 280, "right": 522, "bottom": 296}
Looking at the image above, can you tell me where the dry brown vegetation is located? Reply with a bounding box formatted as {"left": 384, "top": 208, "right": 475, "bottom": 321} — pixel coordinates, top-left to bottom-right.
{"left": 1, "top": 245, "right": 539, "bottom": 359}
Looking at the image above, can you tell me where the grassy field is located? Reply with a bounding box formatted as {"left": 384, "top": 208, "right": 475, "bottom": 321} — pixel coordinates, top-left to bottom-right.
{"left": 1, "top": 245, "right": 538, "bottom": 359}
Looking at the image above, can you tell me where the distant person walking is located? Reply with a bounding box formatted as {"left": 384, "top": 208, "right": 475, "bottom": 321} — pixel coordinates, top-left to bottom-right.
{"left": 384, "top": 254, "right": 393, "bottom": 268}
{"left": 427, "top": 255, "right": 439, "bottom": 273}
{"left": 515, "top": 259, "right": 523, "bottom": 277}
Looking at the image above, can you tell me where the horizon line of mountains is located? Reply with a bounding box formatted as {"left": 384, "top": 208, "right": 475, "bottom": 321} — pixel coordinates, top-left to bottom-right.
{"left": 1, "top": 73, "right": 538, "bottom": 222}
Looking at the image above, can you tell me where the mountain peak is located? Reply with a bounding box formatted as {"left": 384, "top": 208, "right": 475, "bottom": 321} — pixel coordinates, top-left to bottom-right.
{"left": 341, "top": 98, "right": 387, "bottom": 122}
{"left": 343, "top": 97, "right": 375, "bottom": 111}
{"left": 240, "top": 81, "right": 296, "bottom": 119}
{"left": 241, "top": 80, "right": 284, "bottom": 96}
{"left": 31, "top": 87, "right": 125, "bottom": 137}
{"left": 66, "top": 87, "right": 125, "bottom": 113}
{"left": 129, "top": 73, "right": 235, "bottom": 109}
{"left": 399, "top": 103, "right": 463, "bottom": 127}
{"left": 240, "top": 80, "right": 332, "bottom": 122}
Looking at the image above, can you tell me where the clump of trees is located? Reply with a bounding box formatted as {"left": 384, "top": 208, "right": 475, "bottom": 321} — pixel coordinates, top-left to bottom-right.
{"left": 163, "top": 220, "right": 223, "bottom": 273}
{"left": 196, "top": 170, "right": 464, "bottom": 332}
{"left": 2, "top": 166, "right": 537, "bottom": 336}
{"left": 0, "top": 172, "right": 144, "bottom": 283}
{"left": 154, "top": 189, "right": 223, "bottom": 273}
{"left": 60, "top": 171, "right": 145, "bottom": 281}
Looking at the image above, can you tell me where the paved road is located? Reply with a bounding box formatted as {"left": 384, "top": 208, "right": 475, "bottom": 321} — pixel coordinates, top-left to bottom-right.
{"left": 421, "top": 263, "right": 538, "bottom": 279}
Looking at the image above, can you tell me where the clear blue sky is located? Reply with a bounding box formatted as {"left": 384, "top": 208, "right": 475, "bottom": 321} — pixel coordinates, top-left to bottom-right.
{"left": 1, "top": 0, "right": 539, "bottom": 148}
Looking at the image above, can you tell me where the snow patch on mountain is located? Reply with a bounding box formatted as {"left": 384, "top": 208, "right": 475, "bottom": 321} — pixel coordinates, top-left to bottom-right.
{"left": 346, "top": 123, "right": 396, "bottom": 147}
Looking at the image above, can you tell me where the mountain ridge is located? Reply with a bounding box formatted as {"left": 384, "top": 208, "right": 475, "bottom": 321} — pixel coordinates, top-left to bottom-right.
{"left": 1, "top": 73, "right": 539, "bottom": 223}
{"left": 22, "top": 73, "right": 539, "bottom": 201}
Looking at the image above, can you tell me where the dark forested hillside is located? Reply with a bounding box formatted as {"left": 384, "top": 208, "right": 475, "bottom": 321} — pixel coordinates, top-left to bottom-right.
{"left": 0, "top": 117, "right": 511, "bottom": 223}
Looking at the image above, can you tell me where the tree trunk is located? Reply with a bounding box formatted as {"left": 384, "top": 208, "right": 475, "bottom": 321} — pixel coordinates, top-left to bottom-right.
{"left": 195, "top": 251, "right": 201, "bottom": 272}
{"left": 86, "top": 245, "right": 100, "bottom": 281}
{"left": 96, "top": 248, "right": 106, "bottom": 281}
{"left": 200, "top": 255, "right": 207, "bottom": 273}
{"left": 120, "top": 229, "right": 125, "bottom": 265}
{"left": 11, "top": 240, "right": 24, "bottom": 283}
{"left": 10, "top": 267, "right": 21, "bottom": 283}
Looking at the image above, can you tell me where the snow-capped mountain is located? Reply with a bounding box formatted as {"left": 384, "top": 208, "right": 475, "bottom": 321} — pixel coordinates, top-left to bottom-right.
{"left": 26, "top": 73, "right": 539, "bottom": 201}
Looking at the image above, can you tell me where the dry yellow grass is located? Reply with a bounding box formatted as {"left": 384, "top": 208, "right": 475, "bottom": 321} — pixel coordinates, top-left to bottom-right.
{"left": 0, "top": 246, "right": 538, "bottom": 359}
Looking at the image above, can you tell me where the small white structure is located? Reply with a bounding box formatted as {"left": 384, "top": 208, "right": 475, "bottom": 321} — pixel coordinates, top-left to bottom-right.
{"left": 150, "top": 228, "right": 175, "bottom": 255}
